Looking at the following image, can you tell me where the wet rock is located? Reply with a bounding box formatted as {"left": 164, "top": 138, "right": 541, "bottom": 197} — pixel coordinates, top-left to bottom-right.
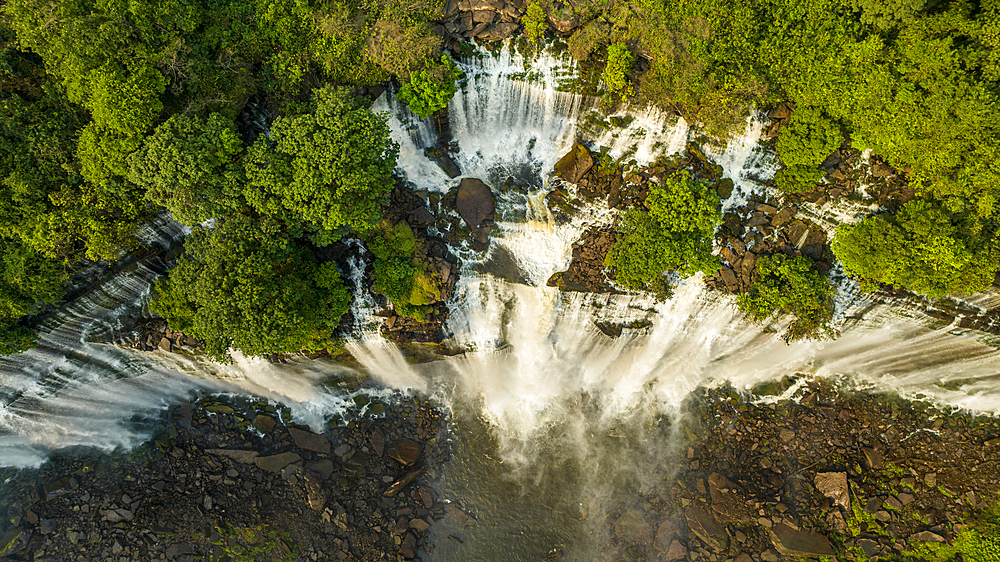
{"left": 43, "top": 476, "right": 77, "bottom": 500}
{"left": 654, "top": 519, "right": 677, "bottom": 552}
{"left": 387, "top": 438, "right": 421, "bottom": 466}
{"left": 255, "top": 451, "right": 301, "bottom": 473}
{"left": 252, "top": 415, "right": 276, "bottom": 433}
{"left": 306, "top": 460, "right": 334, "bottom": 479}
{"left": 456, "top": 178, "right": 495, "bottom": 228}
{"left": 767, "top": 523, "right": 835, "bottom": 558}
{"left": 400, "top": 532, "right": 417, "bottom": 558}
{"left": 553, "top": 142, "right": 594, "bottom": 184}
{"left": 408, "top": 206, "right": 437, "bottom": 227}
{"left": 685, "top": 505, "right": 729, "bottom": 552}
{"left": 614, "top": 510, "right": 654, "bottom": 545}
{"left": 0, "top": 528, "right": 28, "bottom": 556}
{"left": 410, "top": 518, "right": 430, "bottom": 532}
{"left": 207, "top": 449, "right": 259, "bottom": 464}
{"left": 288, "top": 427, "right": 331, "bottom": 454}
{"left": 370, "top": 428, "right": 386, "bottom": 457}
{"left": 815, "top": 472, "right": 849, "bottom": 510}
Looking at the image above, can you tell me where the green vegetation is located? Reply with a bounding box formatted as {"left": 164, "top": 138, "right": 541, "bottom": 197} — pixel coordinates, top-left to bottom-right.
{"left": 152, "top": 215, "right": 352, "bottom": 361}
{"left": 832, "top": 200, "right": 1000, "bottom": 298}
{"left": 737, "top": 254, "right": 834, "bottom": 342}
{"left": 210, "top": 524, "right": 298, "bottom": 561}
{"left": 605, "top": 170, "right": 720, "bottom": 296}
{"left": 906, "top": 503, "right": 1000, "bottom": 562}
{"left": 602, "top": 43, "right": 633, "bottom": 100}
{"left": 522, "top": 2, "right": 548, "bottom": 45}
{"left": 367, "top": 221, "right": 442, "bottom": 320}
{"left": 244, "top": 86, "right": 398, "bottom": 239}
{"left": 774, "top": 105, "right": 842, "bottom": 193}
{"left": 397, "top": 54, "right": 462, "bottom": 119}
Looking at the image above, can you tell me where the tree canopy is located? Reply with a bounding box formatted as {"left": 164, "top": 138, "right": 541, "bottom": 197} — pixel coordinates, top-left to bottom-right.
{"left": 152, "top": 215, "right": 352, "bottom": 361}
{"left": 738, "top": 254, "right": 835, "bottom": 341}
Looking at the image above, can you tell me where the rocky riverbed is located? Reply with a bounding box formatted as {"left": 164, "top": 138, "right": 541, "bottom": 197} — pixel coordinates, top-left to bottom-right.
{"left": 0, "top": 391, "right": 463, "bottom": 561}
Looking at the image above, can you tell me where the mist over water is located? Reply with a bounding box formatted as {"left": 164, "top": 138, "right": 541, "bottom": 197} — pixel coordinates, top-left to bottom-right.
{"left": 1, "top": 40, "right": 1000, "bottom": 560}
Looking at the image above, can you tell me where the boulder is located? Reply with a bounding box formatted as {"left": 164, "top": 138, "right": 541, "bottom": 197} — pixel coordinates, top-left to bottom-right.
{"left": 708, "top": 473, "right": 752, "bottom": 522}
{"left": 685, "top": 506, "right": 729, "bottom": 552}
{"left": 767, "top": 523, "right": 835, "bottom": 558}
{"left": 814, "top": 472, "right": 849, "bottom": 510}
{"left": 158, "top": 337, "right": 172, "bottom": 352}
{"left": 614, "top": 510, "right": 654, "bottom": 545}
{"left": 207, "top": 449, "right": 259, "bottom": 465}
{"left": 387, "top": 438, "right": 422, "bottom": 466}
{"left": 664, "top": 540, "right": 687, "bottom": 562}
{"left": 553, "top": 142, "right": 594, "bottom": 184}
{"left": 288, "top": 427, "right": 331, "bottom": 454}
{"left": 255, "top": 452, "right": 301, "bottom": 473}
{"left": 457, "top": 178, "right": 495, "bottom": 228}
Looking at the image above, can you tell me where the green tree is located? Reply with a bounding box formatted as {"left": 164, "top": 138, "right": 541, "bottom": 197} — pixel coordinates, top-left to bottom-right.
{"left": 0, "top": 238, "right": 67, "bottom": 354}
{"left": 367, "top": 220, "right": 441, "bottom": 320}
{"left": 605, "top": 170, "right": 721, "bottom": 295}
{"left": 522, "top": 2, "right": 548, "bottom": 44}
{"left": 397, "top": 54, "right": 461, "bottom": 119}
{"left": 244, "top": 86, "right": 398, "bottom": 240}
{"left": 737, "top": 254, "right": 834, "bottom": 342}
{"left": 127, "top": 113, "right": 244, "bottom": 225}
{"left": 774, "top": 105, "right": 842, "bottom": 193}
{"left": 832, "top": 199, "right": 1000, "bottom": 297}
{"left": 602, "top": 42, "right": 634, "bottom": 99}
{"left": 151, "top": 215, "right": 352, "bottom": 360}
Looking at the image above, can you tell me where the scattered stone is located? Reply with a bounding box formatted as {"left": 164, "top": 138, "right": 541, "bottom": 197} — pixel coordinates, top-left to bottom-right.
{"left": 207, "top": 449, "right": 259, "bottom": 464}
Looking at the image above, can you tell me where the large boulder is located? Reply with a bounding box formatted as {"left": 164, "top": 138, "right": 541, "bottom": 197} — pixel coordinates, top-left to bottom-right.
{"left": 457, "top": 178, "right": 495, "bottom": 228}
{"left": 767, "top": 524, "right": 835, "bottom": 558}
{"left": 554, "top": 142, "right": 594, "bottom": 184}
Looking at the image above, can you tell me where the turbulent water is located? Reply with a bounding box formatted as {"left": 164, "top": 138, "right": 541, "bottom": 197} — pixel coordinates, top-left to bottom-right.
{"left": 3, "top": 41, "right": 1000, "bottom": 560}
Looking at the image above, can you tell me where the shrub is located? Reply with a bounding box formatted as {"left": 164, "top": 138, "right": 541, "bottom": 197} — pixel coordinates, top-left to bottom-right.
{"left": 605, "top": 170, "right": 721, "bottom": 296}
{"left": 774, "top": 105, "right": 842, "bottom": 193}
{"left": 397, "top": 54, "right": 461, "bottom": 119}
{"left": 522, "top": 2, "right": 547, "bottom": 45}
{"left": 367, "top": 221, "right": 441, "bottom": 320}
{"left": 602, "top": 42, "right": 634, "bottom": 99}
{"left": 737, "top": 254, "right": 834, "bottom": 342}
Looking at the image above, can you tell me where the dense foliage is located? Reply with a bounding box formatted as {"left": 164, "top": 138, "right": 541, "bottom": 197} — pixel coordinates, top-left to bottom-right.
{"left": 832, "top": 199, "right": 999, "bottom": 297}
{"left": 605, "top": 170, "right": 721, "bottom": 295}
{"left": 522, "top": 2, "right": 548, "bottom": 44}
{"left": 774, "top": 105, "right": 842, "bottom": 193}
{"left": 244, "top": 86, "right": 398, "bottom": 240}
{"left": 602, "top": 43, "right": 633, "bottom": 99}
{"left": 397, "top": 54, "right": 462, "bottom": 119}
{"left": 152, "top": 215, "right": 352, "bottom": 361}
{"left": 737, "top": 254, "right": 834, "bottom": 341}
{"left": 367, "top": 221, "right": 441, "bottom": 320}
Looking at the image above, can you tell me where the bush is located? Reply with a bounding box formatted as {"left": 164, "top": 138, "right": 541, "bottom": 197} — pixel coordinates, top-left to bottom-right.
{"left": 367, "top": 221, "right": 441, "bottom": 320}
{"left": 602, "top": 42, "right": 634, "bottom": 99}
{"left": 522, "top": 2, "right": 547, "bottom": 45}
{"left": 397, "top": 54, "right": 461, "bottom": 119}
{"left": 831, "top": 199, "right": 1000, "bottom": 298}
{"left": 774, "top": 105, "right": 842, "bottom": 193}
{"left": 604, "top": 170, "right": 721, "bottom": 296}
{"left": 737, "top": 254, "right": 834, "bottom": 342}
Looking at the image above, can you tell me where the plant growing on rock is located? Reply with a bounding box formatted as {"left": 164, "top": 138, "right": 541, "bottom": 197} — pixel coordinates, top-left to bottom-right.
{"left": 602, "top": 42, "right": 634, "bottom": 100}
{"left": 522, "top": 2, "right": 547, "bottom": 45}
{"left": 604, "top": 170, "right": 721, "bottom": 296}
{"left": 367, "top": 220, "right": 441, "bottom": 321}
{"left": 737, "top": 254, "right": 834, "bottom": 342}
{"left": 774, "top": 105, "right": 842, "bottom": 193}
{"left": 397, "top": 54, "right": 462, "bottom": 119}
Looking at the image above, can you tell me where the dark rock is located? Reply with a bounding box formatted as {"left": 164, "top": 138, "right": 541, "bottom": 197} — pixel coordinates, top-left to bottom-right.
{"left": 708, "top": 473, "right": 752, "bottom": 522}
{"left": 207, "top": 449, "right": 259, "bottom": 464}
{"left": 456, "top": 178, "right": 495, "bottom": 228}
{"left": 409, "top": 207, "right": 436, "bottom": 227}
{"left": 614, "top": 510, "right": 654, "bottom": 545}
{"left": 767, "top": 523, "right": 835, "bottom": 558}
{"left": 370, "top": 428, "right": 386, "bottom": 457}
{"left": 685, "top": 505, "right": 729, "bottom": 552}
{"left": 387, "top": 438, "right": 421, "bottom": 466}
{"left": 435, "top": 153, "right": 461, "bottom": 178}
{"left": 664, "top": 539, "right": 687, "bottom": 561}
{"left": 306, "top": 460, "right": 334, "bottom": 479}
{"left": 400, "top": 532, "right": 417, "bottom": 559}
{"left": 288, "top": 427, "right": 331, "bottom": 454}
{"left": 862, "top": 446, "right": 883, "bottom": 469}
{"left": 553, "top": 142, "right": 594, "bottom": 184}
{"left": 255, "top": 452, "right": 301, "bottom": 473}
{"left": 43, "top": 476, "right": 76, "bottom": 500}
{"left": 252, "top": 415, "right": 276, "bottom": 433}
{"left": 716, "top": 178, "right": 734, "bottom": 200}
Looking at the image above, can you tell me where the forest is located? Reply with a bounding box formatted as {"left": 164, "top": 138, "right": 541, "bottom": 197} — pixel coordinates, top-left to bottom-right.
{"left": 0, "top": 0, "right": 997, "bottom": 356}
